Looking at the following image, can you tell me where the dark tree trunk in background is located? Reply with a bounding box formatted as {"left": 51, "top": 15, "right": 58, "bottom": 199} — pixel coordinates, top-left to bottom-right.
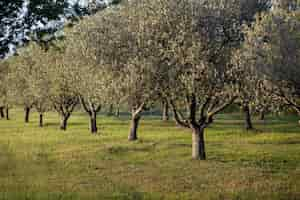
{"left": 0, "top": 107, "right": 4, "bottom": 118}
{"left": 79, "top": 97, "right": 102, "bottom": 134}
{"left": 243, "top": 105, "right": 253, "bottom": 130}
{"left": 24, "top": 107, "right": 30, "bottom": 123}
{"left": 39, "top": 113, "right": 44, "bottom": 127}
{"left": 5, "top": 107, "right": 9, "bottom": 120}
{"left": 115, "top": 106, "right": 120, "bottom": 117}
{"left": 60, "top": 115, "right": 69, "bottom": 130}
{"left": 90, "top": 111, "right": 98, "bottom": 134}
{"left": 192, "top": 126, "right": 206, "bottom": 160}
{"left": 162, "top": 100, "right": 169, "bottom": 121}
{"left": 128, "top": 114, "right": 141, "bottom": 141}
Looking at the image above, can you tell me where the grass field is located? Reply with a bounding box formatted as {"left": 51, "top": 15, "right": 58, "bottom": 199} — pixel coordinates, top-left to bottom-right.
{"left": 0, "top": 109, "right": 299, "bottom": 200}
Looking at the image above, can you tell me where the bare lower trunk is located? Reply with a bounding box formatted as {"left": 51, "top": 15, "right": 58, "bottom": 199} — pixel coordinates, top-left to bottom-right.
{"left": 115, "top": 106, "right": 120, "bottom": 117}
{"left": 243, "top": 105, "right": 253, "bottom": 130}
{"left": 259, "top": 110, "right": 265, "bottom": 121}
{"left": 192, "top": 127, "right": 206, "bottom": 160}
{"left": 25, "top": 107, "right": 30, "bottom": 123}
{"left": 128, "top": 115, "right": 140, "bottom": 141}
{"left": 5, "top": 107, "right": 9, "bottom": 120}
{"left": 39, "top": 113, "right": 44, "bottom": 127}
{"left": 60, "top": 115, "right": 69, "bottom": 130}
{"left": 162, "top": 100, "right": 169, "bottom": 121}
{"left": 294, "top": 108, "right": 300, "bottom": 126}
{"left": 90, "top": 112, "right": 98, "bottom": 134}
{"left": 0, "top": 107, "right": 4, "bottom": 118}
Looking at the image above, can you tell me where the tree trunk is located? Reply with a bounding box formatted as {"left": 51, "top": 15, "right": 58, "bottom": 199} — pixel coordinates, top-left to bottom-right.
{"left": 243, "top": 105, "right": 253, "bottom": 130}
{"left": 115, "top": 106, "right": 120, "bottom": 117}
{"left": 24, "top": 107, "right": 30, "bottom": 123}
{"left": 5, "top": 107, "right": 9, "bottom": 120}
{"left": 128, "top": 114, "right": 140, "bottom": 141}
{"left": 0, "top": 107, "right": 4, "bottom": 118}
{"left": 259, "top": 110, "right": 265, "bottom": 121}
{"left": 192, "top": 127, "right": 206, "bottom": 160}
{"left": 162, "top": 100, "right": 169, "bottom": 121}
{"left": 294, "top": 107, "right": 300, "bottom": 126}
{"left": 60, "top": 115, "right": 69, "bottom": 130}
{"left": 90, "top": 111, "right": 98, "bottom": 134}
{"left": 39, "top": 113, "right": 44, "bottom": 127}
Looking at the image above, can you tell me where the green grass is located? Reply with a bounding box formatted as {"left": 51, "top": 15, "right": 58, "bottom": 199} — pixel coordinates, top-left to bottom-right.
{"left": 0, "top": 110, "right": 299, "bottom": 200}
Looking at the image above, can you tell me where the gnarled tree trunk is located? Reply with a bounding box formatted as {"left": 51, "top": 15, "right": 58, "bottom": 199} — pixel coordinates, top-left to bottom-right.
{"left": 90, "top": 111, "right": 98, "bottom": 134}
{"left": 0, "top": 107, "right": 4, "bottom": 118}
{"left": 79, "top": 97, "right": 101, "bottom": 134}
{"left": 5, "top": 107, "right": 9, "bottom": 120}
{"left": 39, "top": 113, "right": 44, "bottom": 127}
{"left": 60, "top": 115, "right": 70, "bottom": 130}
{"left": 128, "top": 114, "right": 141, "bottom": 141}
{"left": 192, "top": 126, "right": 206, "bottom": 160}
{"left": 24, "top": 107, "right": 30, "bottom": 123}
{"left": 243, "top": 105, "right": 253, "bottom": 130}
{"left": 259, "top": 110, "right": 265, "bottom": 121}
{"left": 53, "top": 98, "right": 78, "bottom": 131}
{"left": 162, "top": 100, "right": 169, "bottom": 121}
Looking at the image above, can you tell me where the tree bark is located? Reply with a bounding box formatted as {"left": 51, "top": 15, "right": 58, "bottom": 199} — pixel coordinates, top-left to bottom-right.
{"left": 170, "top": 100, "right": 189, "bottom": 128}
{"left": 39, "top": 113, "right": 44, "bottom": 127}
{"left": 24, "top": 107, "right": 30, "bottom": 123}
{"left": 0, "top": 107, "right": 4, "bottom": 118}
{"left": 90, "top": 111, "right": 98, "bottom": 134}
{"left": 115, "top": 106, "right": 120, "bottom": 117}
{"left": 60, "top": 115, "right": 69, "bottom": 130}
{"left": 128, "top": 114, "right": 141, "bottom": 141}
{"left": 192, "top": 127, "right": 206, "bottom": 160}
{"left": 5, "top": 107, "right": 9, "bottom": 120}
{"left": 162, "top": 100, "right": 169, "bottom": 121}
{"left": 243, "top": 105, "right": 253, "bottom": 130}
{"left": 259, "top": 110, "right": 265, "bottom": 121}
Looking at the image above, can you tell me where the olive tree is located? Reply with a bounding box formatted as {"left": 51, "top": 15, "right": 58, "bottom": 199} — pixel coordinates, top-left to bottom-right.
{"left": 45, "top": 43, "right": 79, "bottom": 130}
{"left": 63, "top": 22, "right": 116, "bottom": 134}
{"left": 85, "top": 4, "right": 161, "bottom": 140}
{"left": 242, "top": 10, "right": 300, "bottom": 122}
{"left": 7, "top": 49, "right": 38, "bottom": 123}
{"left": 30, "top": 67, "right": 51, "bottom": 128}
{"left": 146, "top": 0, "right": 239, "bottom": 160}
{"left": 24, "top": 44, "right": 52, "bottom": 127}
{"left": 0, "top": 61, "right": 13, "bottom": 120}
{"left": 0, "top": 62, "right": 7, "bottom": 119}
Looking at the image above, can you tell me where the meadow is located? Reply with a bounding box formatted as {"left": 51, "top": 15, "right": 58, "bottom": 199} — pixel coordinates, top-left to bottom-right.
{"left": 0, "top": 109, "right": 299, "bottom": 200}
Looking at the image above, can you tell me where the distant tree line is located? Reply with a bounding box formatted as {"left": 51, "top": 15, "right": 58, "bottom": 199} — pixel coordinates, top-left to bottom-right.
{"left": 0, "top": 0, "right": 299, "bottom": 160}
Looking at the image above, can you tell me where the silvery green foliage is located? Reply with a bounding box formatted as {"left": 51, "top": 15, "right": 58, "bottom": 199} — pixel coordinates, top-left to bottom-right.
{"left": 241, "top": 10, "right": 300, "bottom": 114}
{"left": 0, "top": 61, "right": 14, "bottom": 109}
{"left": 12, "top": 44, "right": 52, "bottom": 114}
